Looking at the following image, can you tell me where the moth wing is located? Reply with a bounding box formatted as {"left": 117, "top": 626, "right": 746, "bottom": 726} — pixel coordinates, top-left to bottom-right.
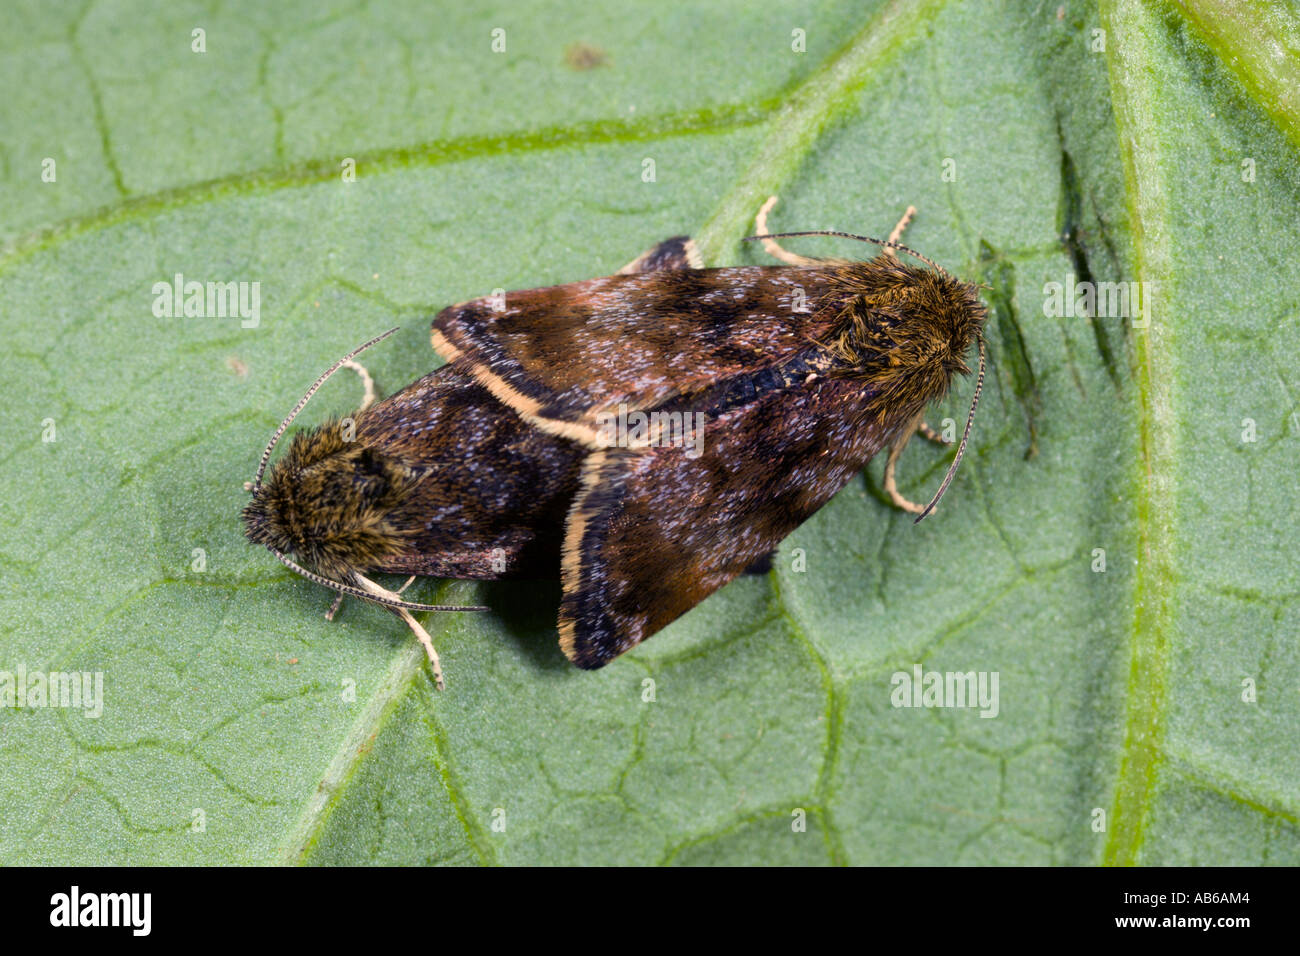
{"left": 616, "top": 236, "right": 703, "bottom": 274}
{"left": 371, "top": 240, "right": 703, "bottom": 579}
{"left": 559, "top": 371, "right": 896, "bottom": 668}
{"left": 432, "top": 265, "right": 846, "bottom": 446}
{"left": 355, "top": 365, "right": 580, "bottom": 580}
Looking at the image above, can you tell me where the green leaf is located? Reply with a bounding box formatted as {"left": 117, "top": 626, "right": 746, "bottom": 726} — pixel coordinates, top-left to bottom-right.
{"left": 2, "top": 0, "right": 1297, "bottom": 865}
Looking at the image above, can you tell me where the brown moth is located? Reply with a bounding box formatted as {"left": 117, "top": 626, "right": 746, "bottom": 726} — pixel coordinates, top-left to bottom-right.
{"left": 242, "top": 357, "right": 578, "bottom": 585}
{"left": 242, "top": 240, "right": 703, "bottom": 685}
{"left": 433, "top": 197, "right": 988, "bottom": 668}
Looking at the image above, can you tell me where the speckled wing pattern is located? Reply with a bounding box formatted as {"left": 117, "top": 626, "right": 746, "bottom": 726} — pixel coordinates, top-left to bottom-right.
{"left": 429, "top": 237, "right": 904, "bottom": 667}
{"left": 354, "top": 364, "right": 581, "bottom": 579}
{"left": 558, "top": 357, "right": 901, "bottom": 668}
{"left": 432, "top": 265, "right": 854, "bottom": 446}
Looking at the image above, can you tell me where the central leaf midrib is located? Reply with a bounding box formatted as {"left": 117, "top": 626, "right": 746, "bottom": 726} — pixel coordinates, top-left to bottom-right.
{"left": 1099, "top": 0, "right": 1178, "bottom": 868}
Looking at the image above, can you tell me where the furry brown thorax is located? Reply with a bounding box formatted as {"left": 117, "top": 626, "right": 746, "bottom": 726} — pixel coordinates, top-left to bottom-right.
{"left": 241, "top": 415, "right": 422, "bottom": 581}
{"left": 824, "top": 256, "right": 986, "bottom": 415}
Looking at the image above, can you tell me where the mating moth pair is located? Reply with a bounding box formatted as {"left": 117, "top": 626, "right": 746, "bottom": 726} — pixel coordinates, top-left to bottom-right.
{"left": 242, "top": 198, "right": 987, "bottom": 686}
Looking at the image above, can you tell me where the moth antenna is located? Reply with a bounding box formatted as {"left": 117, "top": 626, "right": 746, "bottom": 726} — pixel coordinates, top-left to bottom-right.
{"left": 266, "top": 547, "right": 489, "bottom": 613}
{"left": 250, "top": 327, "right": 400, "bottom": 491}
{"left": 743, "top": 230, "right": 952, "bottom": 279}
{"left": 914, "top": 333, "right": 985, "bottom": 523}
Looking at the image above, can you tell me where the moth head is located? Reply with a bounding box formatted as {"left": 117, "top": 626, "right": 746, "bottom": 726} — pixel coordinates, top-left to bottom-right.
{"left": 900, "top": 266, "right": 987, "bottom": 384}
{"left": 743, "top": 226, "right": 987, "bottom": 522}
{"left": 828, "top": 258, "right": 986, "bottom": 401}
{"left": 242, "top": 417, "right": 420, "bottom": 581}
{"left": 239, "top": 328, "right": 484, "bottom": 616}
{"left": 817, "top": 253, "right": 987, "bottom": 526}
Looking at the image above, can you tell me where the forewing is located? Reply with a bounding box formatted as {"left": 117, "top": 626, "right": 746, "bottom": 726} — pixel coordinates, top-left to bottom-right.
{"left": 432, "top": 265, "right": 848, "bottom": 445}
{"left": 558, "top": 369, "right": 900, "bottom": 668}
{"left": 355, "top": 365, "right": 581, "bottom": 579}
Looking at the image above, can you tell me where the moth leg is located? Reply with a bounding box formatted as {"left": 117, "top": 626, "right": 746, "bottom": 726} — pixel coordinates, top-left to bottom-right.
{"left": 327, "top": 572, "right": 409, "bottom": 621}
{"left": 354, "top": 573, "right": 446, "bottom": 690}
{"left": 918, "top": 421, "right": 950, "bottom": 445}
{"left": 883, "top": 206, "right": 918, "bottom": 260}
{"left": 340, "top": 358, "right": 379, "bottom": 411}
{"left": 882, "top": 427, "right": 927, "bottom": 516}
{"left": 617, "top": 236, "right": 704, "bottom": 274}
{"left": 754, "top": 195, "right": 820, "bottom": 267}
{"left": 883, "top": 416, "right": 954, "bottom": 513}
{"left": 741, "top": 551, "right": 776, "bottom": 576}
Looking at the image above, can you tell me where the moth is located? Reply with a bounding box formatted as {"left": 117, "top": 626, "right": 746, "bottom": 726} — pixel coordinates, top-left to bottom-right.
{"left": 240, "top": 337, "right": 583, "bottom": 686}
{"left": 243, "top": 197, "right": 987, "bottom": 683}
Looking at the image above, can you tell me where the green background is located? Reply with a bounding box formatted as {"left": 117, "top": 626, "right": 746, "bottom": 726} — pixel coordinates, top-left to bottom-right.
{"left": 1, "top": 0, "right": 1296, "bottom": 865}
